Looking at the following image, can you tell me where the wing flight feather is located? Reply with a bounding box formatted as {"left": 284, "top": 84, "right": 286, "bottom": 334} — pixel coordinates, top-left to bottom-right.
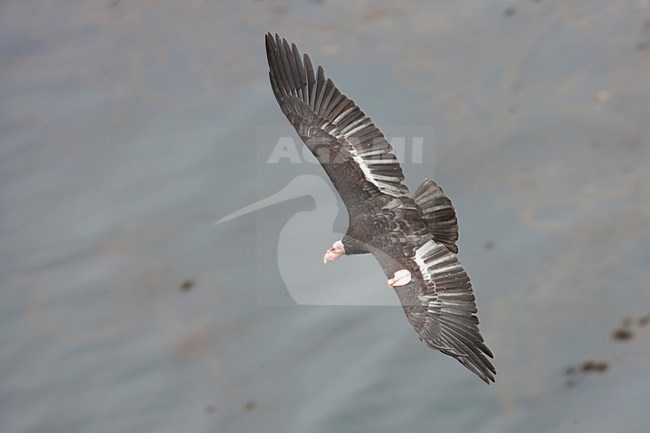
{"left": 407, "top": 240, "right": 495, "bottom": 383}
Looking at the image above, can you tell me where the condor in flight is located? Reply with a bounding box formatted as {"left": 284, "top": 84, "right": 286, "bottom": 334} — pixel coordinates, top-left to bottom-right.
{"left": 265, "top": 33, "right": 496, "bottom": 383}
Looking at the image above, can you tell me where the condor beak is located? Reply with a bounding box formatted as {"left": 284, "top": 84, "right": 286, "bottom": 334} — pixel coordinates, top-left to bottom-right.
{"left": 323, "top": 240, "right": 345, "bottom": 264}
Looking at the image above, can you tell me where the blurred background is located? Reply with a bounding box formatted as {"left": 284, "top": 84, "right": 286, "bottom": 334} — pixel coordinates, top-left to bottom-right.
{"left": 2, "top": 0, "right": 650, "bottom": 432}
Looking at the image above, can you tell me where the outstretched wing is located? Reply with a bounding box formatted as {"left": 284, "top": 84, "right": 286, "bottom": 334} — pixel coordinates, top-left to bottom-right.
{"left": 387, "top": 239, "right": 495, "bottom": 383}
{"left": 265, "top": 33, "right": 408, "bottom": 210}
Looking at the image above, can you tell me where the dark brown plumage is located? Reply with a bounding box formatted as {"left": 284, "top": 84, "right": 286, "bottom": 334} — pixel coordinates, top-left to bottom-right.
{"left": 265, "top": 33, "right": 495, "bottom": 383}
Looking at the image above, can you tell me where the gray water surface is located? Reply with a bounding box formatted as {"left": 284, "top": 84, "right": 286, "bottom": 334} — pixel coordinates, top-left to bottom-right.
{"left": 2, "top": 1, "right": 650, "bottom": 432}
